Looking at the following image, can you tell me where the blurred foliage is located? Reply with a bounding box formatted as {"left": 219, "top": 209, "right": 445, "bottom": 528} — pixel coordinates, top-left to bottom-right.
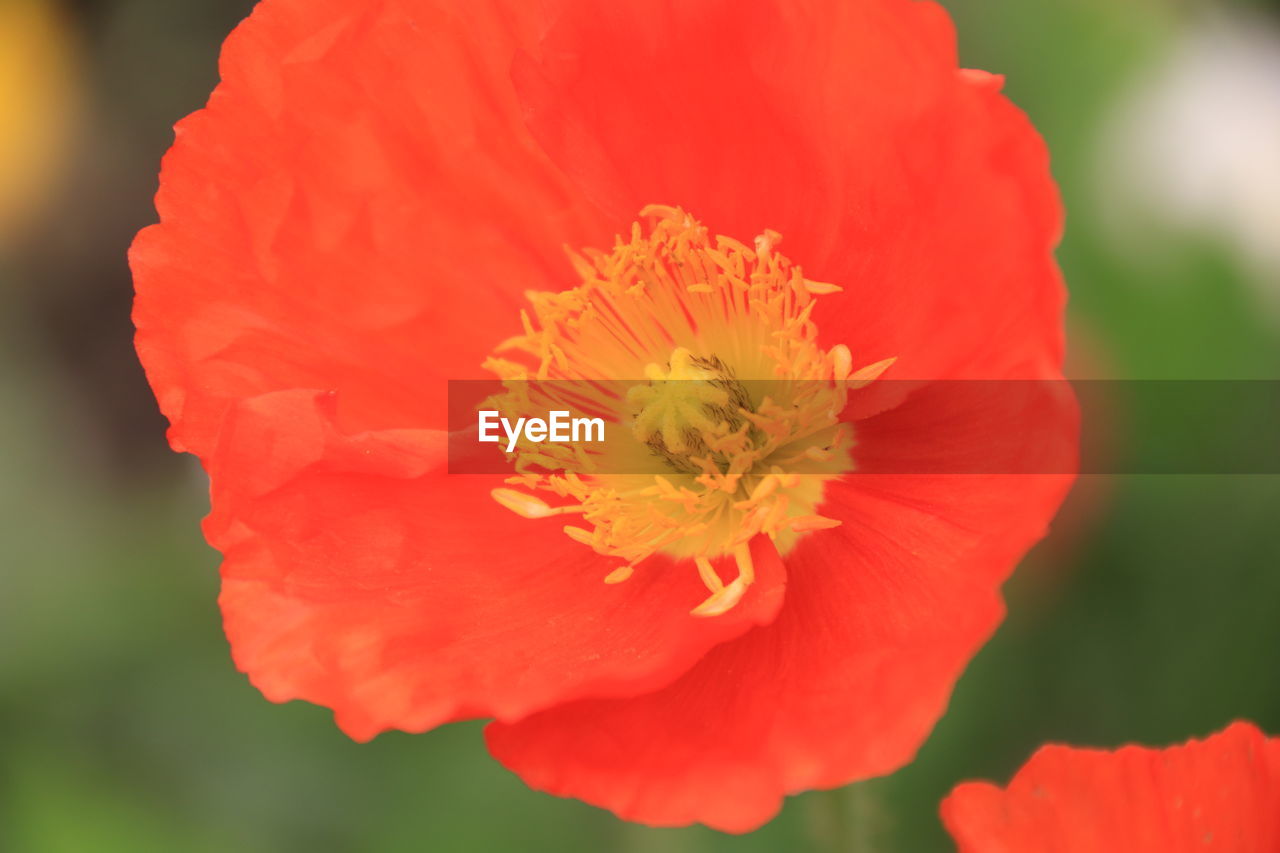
{"left": 2, "top": 0, "right": 1278, "bottom": 851}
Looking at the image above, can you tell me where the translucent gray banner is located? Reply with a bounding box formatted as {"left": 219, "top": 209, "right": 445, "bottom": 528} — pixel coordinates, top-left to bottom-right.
{"left": 446, "top": 380, "right": 1280, "bottom": 475}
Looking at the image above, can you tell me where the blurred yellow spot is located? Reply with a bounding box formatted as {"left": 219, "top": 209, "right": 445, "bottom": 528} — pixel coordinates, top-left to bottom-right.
{"left": 0, "top": 0, "right": 80, "bottom": 246}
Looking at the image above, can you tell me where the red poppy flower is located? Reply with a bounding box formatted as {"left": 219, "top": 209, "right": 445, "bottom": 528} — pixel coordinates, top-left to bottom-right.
{"left": 130, "top": 0, "right": 1075, "bottom": 832}
{"left": 942, "top": 722, "right": 1280, "bottom": 852}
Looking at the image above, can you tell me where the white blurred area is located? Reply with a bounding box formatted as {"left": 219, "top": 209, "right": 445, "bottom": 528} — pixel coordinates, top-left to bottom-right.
{"left": 1100, "top": 10, "right": 1280, "bottom": 317}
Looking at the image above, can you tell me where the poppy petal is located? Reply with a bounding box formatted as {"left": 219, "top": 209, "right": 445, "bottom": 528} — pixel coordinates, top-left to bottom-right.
{"left": 515, "top": 0, "right": 1062, "bottom": 380}
{"left": 486, "top": 463, "right": 1074, "bottom": 831}
{"left": 131, "top": 0, "right": 607, "bottom": 458}
{"left": 210, "top": 389, "right": 786, "bottom": 740}
{"left": 942, "top": 722, "right": 1280, "bottom": 852}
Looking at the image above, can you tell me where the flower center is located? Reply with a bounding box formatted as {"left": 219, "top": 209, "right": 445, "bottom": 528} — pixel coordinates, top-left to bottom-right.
{"left": 628, "top": 348, "right": 754, "bottom": 475}
{"left": 482, "top": 206, "right": 893, "bottom": 616}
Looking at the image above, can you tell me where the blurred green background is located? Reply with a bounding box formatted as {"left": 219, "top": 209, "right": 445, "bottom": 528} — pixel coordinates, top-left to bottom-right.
{"left": 2, "top": 0, "right": 1278, "bottom": 850}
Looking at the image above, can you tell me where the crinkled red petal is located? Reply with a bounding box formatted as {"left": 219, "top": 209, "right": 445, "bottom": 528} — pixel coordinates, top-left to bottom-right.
{"left": 942, "top": 722, "right": 1280, "bottom": 852}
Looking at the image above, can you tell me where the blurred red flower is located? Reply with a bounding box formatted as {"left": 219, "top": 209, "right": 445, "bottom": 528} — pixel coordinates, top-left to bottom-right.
{"left": 130, "top": 0, "right": 1074, "bottom": 831}
{"left": 942, "top": 721, "right": 1280, "bottom": 852}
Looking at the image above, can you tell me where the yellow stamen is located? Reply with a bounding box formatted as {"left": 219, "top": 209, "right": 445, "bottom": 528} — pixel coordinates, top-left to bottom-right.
{"left": 694, "top": 556, "right": 725, "bottom": 594}
{"left": 603, "top": 565, "right": 634, "bottom": 585}
{"left": 691, "top": 544, "right": 755, "bottom": 617}
{"left": 847, "top": 356, "right": 898, "bottom": 390}
{"left": 788, "top": 514, "right": 844, "bottom": 532}
{"left": 563, "top": 525, "right": 595, "bottom": 545}
{"left": 483, "top": 207, "right": 893, "bottom": 617}
{"left": 491, "top": 488, "right": 582, "bottom": 519}
{"left": 802, "top": 279, "right": 843, "bottom": 295}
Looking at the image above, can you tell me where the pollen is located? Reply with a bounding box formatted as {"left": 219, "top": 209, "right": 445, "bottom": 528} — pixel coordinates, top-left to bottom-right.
{"left": 482, "top": 206, "right": 893, "bottom": 617}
